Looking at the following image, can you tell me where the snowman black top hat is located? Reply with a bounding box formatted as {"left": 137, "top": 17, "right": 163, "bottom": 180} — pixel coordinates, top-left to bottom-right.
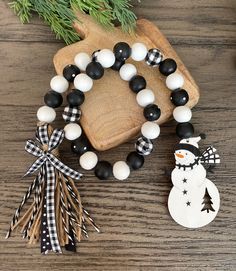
{"left": 174, "top": 135, "right": 204, "bottom": 157}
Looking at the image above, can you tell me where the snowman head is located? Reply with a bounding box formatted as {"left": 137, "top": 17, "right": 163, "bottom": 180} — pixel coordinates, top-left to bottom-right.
{"left": 174, "top": 136, "right": 202, "bottom": 165}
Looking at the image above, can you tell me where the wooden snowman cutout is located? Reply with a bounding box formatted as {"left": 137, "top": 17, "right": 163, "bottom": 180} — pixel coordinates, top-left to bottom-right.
{"left": 168, "top": 135, "right": 220, "bottom": 228}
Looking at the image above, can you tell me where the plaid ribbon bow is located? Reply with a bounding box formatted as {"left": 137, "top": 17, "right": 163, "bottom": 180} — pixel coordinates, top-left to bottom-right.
{"left": 24, "top": 124, "right": 82, "bottom": 254}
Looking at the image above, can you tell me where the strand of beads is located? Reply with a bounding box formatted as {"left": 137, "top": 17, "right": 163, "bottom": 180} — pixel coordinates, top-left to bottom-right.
{"left": 37, "top": 41, "right": 192, "bottom": 181}
{"left": 61, "top": 43, "right": 162, "bottom": 181}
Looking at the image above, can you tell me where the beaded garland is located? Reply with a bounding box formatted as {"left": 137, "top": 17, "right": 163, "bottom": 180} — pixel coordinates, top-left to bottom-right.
{"left": 41, "top": 42, "right": 192, "bottom": 181}
{"left": 7, "top": 42, "right": 221, "bottom": 254}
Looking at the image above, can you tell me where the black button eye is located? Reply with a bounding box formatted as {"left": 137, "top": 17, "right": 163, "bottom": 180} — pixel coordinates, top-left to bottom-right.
{"left": 185, "top": 153, "right": 188, "bottom": 155}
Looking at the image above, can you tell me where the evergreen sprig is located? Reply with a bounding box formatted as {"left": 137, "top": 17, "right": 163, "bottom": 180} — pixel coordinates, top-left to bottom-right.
{"left": 9, "top": 0, "right": 137, "bottom": 44}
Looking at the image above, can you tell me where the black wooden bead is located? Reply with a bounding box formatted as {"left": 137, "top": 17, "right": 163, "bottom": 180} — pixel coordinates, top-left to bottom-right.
{"left": 126, "top": 151, "right": 144, "bottom": 170}
{"left": 111, "top": 59, "right": 125, "bottom": 71}
{"left": 176, "top": 122, "right": 194, "bottom": 139}
{"left": 113, "top": 42, "right": 131, "bottom": 61}
{"left": 67, "top": 89, "right": 85, "bottom": 107}
{"left": 170, "top": 89, "right": 189, "bottom": 106}
{"left": 71, "top": 135, "right": 91, "bottom": 156}
{"left": 159, "top": 58, "right": 177, "bottom": 76}
{"left": 94, "top": 161, "right": 113, "bottom": 180}
{"left": 143, "top": 104, "right": 161, "bottom": 121}
{"left": 129, "top": 75, "right": 147, "bottom": 93}
{"left": 63, "top": 64, "right": 80, "bottom": 82}
{"left": 44, "top": 90, "right": 63, "bottom": 108}
{"left": 86, "top": 61, "right": 104, "bottom": 80}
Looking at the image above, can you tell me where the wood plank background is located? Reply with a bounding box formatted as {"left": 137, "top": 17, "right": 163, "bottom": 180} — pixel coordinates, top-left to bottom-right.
{"left": 0, "top": 0, "right": 235, "bottom": 270}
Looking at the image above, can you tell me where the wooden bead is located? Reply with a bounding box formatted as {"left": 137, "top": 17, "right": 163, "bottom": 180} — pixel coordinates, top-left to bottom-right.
{"left": 37, "top": 105, "right": 56, "bottom": 123}
{"left": 129, "top": 75, "right": 147, "bottom": 93}
{"left": 44, "top": 90, "right": 63, "bottom": 108}
{"left": 166, "top": 73, "right": 184, "bottom": 90}
{"left": 63, "top": 64, "right": 80, "bottom": 82}
{"left": 136, "top": 89, "right": 155, "bottom": 107}
{"left": 141, "top": 121, "right": 160, "bottom": 139}
{"left": 97, "top": 49, "right": 115, "bottom": 68}
{"left": 145, "top": 48, "right": 163, "bottom": 66}
{"left": 113, "top": 42, "right": 131, "bottom": 61}
{"left": 119, "top": 63, "right": 137, "bottom": 81}
{"left": 50, "top": 75, "right": 69, "bottom": 93}
{"left": 173, "top": 106, "right": 192, "bottom": 123}
{"left": 135, "top": 136, "right": 153, "bottom": 156}
{"left": 143, "top": 104, "right": 161, "bottom": 121}
{"left": 86, "top": 61, "right": 104, "bottom": 80}
{"left": 74, "top": 73, "right": 93, "bottom": 92}
{"left": 176, "top": 122, "right": 194, "bottom": 138}
{"left": 126, "top": 151, "right": 144, "bottom": 170}
{"left": 111, "top": 59, "right": 125, "bottom": 71}
{"left": 113, "top": 161, "right": 130, "bottom": 180}
{"left": 67, "top": 89, "right": 85, "bottom": 106}
{"left": 131, "top": 43, "right": 148, "bottom": 61}
{"left": 64, "top": 123, "right": 82, "bottom": 140}
{"left": 94, "top": 161, "right": 113, "bottom": 180}
{"left": 159, "top": 58, "right": 177, "bottom": 76}
{"left": 79, "top": 151, "right": 98, "bottom": 170}
{"left": 74, "top": 52, "right": 91, "bottom": 71}
{"left": 170, "top": 89, "right": 189, "bottom": 106}
{"left": 71, "top": 134, "right": 91, "bottom": 156}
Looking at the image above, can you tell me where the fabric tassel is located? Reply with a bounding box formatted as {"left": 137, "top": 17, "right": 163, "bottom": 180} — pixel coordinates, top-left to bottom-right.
{"left": 6, "top": 124, "right": 99, "bottom": 254}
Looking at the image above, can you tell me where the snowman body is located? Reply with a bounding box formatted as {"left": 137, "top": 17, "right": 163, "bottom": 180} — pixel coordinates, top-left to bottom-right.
{"left": 168, "top": 136, "right": 220, "bottom": 228}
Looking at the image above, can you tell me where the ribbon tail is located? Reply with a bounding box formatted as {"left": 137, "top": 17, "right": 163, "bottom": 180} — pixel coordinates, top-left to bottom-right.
{"left": 48, "top": 154, "right": 82, "bottom": 180}
{"left": 24, "top": 156, "right": 47, "bottom": 177}
{"left": 45, "top": 161, "right": 62, "bottom": 253}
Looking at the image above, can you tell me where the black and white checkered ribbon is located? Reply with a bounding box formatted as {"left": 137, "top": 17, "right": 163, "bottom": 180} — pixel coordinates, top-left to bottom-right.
{"left": 24, "top": 125, "right": 82, "bottom": 253}
{"left": 200, "top": 146, "right": 220, "bottom": 164}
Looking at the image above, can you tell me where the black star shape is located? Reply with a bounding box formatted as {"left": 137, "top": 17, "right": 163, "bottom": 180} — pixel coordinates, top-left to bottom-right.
{"left": 183, "top": 178, "right": 187, "bottom": 183}
{"left": 183, "top": 190, "right": 187, "bottom": 195}
{"left": 186, "top": 201, "right": 191, "bottom": 206}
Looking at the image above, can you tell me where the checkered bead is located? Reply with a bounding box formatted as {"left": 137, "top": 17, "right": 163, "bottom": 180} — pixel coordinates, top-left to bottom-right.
{"left": 135, "top": 136, "right": 153, "bottom": 156}
{"left": 145, "top": 48, "right": 163, "bottom": 67}
{"left": 62, "top": 106, "right": 81, "bottom": 123}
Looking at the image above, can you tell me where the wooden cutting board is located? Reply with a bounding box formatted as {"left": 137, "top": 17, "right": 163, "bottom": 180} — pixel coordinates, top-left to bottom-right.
{"left": 54, "top": 11, "right": 200, "bottom": 151}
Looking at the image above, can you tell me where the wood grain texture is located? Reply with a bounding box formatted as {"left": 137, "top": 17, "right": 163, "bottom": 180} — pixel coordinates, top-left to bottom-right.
{"left": 0, "top": 0, "right": 236, "bottom": 270}
{"left": 54, "top": 12, "right": 200, "bottom": 150}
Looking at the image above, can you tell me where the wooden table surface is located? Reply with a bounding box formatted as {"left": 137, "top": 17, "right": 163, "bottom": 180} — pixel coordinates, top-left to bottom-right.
{"left": 0, "top": 1, "right": 235, "bottom": 270}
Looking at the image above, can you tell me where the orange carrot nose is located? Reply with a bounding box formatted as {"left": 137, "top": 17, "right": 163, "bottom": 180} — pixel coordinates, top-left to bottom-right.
{"left": 175, "top": 153, "right": 184, "bottom": 158}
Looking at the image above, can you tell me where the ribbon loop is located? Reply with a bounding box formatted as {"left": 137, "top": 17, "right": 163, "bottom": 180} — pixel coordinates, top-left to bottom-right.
{"left": 25, "top": 140, "right": 43, "bottom": 157}
{"left": 48, "top": 129, "right": 65, "bottom": 151}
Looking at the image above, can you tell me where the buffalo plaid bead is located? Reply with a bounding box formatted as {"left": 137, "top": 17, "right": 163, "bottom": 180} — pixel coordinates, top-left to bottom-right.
{"left": 92, "top": 49, "right": 101, "bottom": 62}
{"left": 62, "top": 106, "right": 81, "bottom": 123}
{"left": 145, "top": 48, "right": 163, "bottom": 67}
{"left": 135, "top": 136, "right": 153, "bottom": 156}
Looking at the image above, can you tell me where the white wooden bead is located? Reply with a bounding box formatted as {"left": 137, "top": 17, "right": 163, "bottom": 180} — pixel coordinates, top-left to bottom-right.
{"left": 97, "top": 49, "right": 115, "bottom": 68}
{"left": 74, "top": 73, "right": 93, "bottom": 92}
{"left": 79, "top": 151, "right": 98, "bottom": 170}
{"left": 131, "top": 43, "right": 148, "bottom": 61}
{"left": 119, "top": 63, "right": 137, "bottom": 81}
{"left": 141, "top": 121, "right": 160, "bottom": 139}
{"left": 37, "top": 106, "right": 56, "bottom": 123}
{"left": 113, "top": 161, "right": 130, "bottom": 181}
{"left": 74, "top": 52, "right": 91, "bottom": 71}
{"left": 64, "top": 123, "right": 82, "bottom": 140}
{"left": 136, "top": 89, "right": 155, "bottom": 107}
{"left": 166, "top": 73, "right": 184, "bottom": 90}
{"left": 50, "top": 75, "right": 69, "bottom": 93}
{"left": 173, "top": 106, "right": 192, "bottom": 123}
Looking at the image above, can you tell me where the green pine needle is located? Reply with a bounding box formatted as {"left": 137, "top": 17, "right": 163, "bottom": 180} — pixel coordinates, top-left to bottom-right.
{"left": 9, "top": 0, "right": 137, "bottom": 44}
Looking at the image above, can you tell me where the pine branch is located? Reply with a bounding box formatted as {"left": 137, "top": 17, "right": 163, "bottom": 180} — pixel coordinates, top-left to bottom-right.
{"left": 9, "top": 0, "right": 137, "bottom": 44}
{"left": 9, "top": 0, "right": 32, "bottom": 23}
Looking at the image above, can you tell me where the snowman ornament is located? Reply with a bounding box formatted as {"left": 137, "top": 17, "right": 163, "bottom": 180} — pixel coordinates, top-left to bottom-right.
{"left": 168, "top": 135, "right": 220, "bottom": 228}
